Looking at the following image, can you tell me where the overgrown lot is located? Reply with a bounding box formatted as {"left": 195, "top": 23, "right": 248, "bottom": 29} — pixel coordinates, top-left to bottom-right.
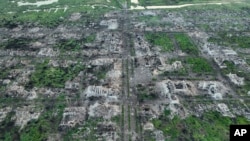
{"left": 175, "top": 33, "right": 199, "bottom": 55}
{"left": 145, "top": 33, "right": 174, "bottom": 52}
{"left": 208, "top": 32, "right": 250, "bottom": 48}
{"left": 27, "top": 59, "right": 85, "bottom": 88}
{"left": 152, "top": 111, "right": 250, "bottom": 141}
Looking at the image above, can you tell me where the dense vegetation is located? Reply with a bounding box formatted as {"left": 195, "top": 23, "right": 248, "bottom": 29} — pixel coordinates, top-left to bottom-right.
{"left": 28, "top": 59, "right": 85, "bottom": 88}
{"left": 55, "top": 35, "right": 95, "bottom": 52}
{"left": 0, "top": 95, "right": 66, "bottom": 141}
{"left": 0, "top": 0, "right": 121, "bottom": 28}
{"left": 163, "top": 68, "right": 188, "bottom": 76}
{"left": 221, "top": 61, "right": 250, "bottom": 95}
{"left": 208, "top": 32, "right": 250, "bottom": 48}
{"left": 0, "top": 111, "right": 19, "bottom": 141}
{"left": 63, "top": 118, "right": 103, "bottom": 141}
{"left": 145, "top": 33, "right": 174, "bottom": 52}
{"left": 175, "top": 33, "right": 199, "bottom": 55}
{"left": 137, "top": 84, "right": 157, "bottom": 102}
{"left": 21, "top": 96, "right": 66, "bottom": 141}
{"left": 185, "top": 57, "right": 213, "bottom": 74}
{"left": 55, "top": 39, "right": 81, "bottom": 51}
{"left": 152, "top": 111, "right": 250, "bottom": 141}
{"left": 0, "top": 38, "right": 35, "bottom": 50}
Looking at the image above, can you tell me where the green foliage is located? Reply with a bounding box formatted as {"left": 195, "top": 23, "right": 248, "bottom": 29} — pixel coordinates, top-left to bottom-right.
{"left": 145, "top": 33, "right": 174, "bottom": 52}
{"left": 128, "top": 105, "right": 131, "bottom": 130}
{"left": 55, "top": 39, "right": 81, "bottom": 51}
{"left": 63, "top": 118, "right": 103, "bottom": 141}
{"left": 111, "top": 115, "right": 120, "bottom": 124}
{"left": 0, "top": 38, "right": 35, "bottom": 50}
{"left": 121, "top": 105, "right": 124, "bottom": 128}
{"left": 0, "top": 15, "right": 19, "bottom": 29}
{"left": 220, "top": 61, "right": 250, "bottom": 95}
{"left": 0, "top": 112, "right": 20, "bottom": 141}
{"left": 55, "top": 35, "right": 95, "bottom": 52}
{"left": 0, "top": 68, "right": 10, "bottom": 80}
{"left": 164, "top": 109, "right": 171, "bottom": 116}
{"left": 0, "top": 62, "right": 24, "bottom": 80}
{"left": 0, "top": 0, "right": 120, "bottom": 28}
{"left": 208, "top": 32, "right": 250, "bottom": 48}
{"left": 137, "top": 85, "right": 157, "bottom": 102}
{"left": 138, "top": 16, "right": 162, "bottom": 26}
{"left": 85, "top": 34, "right": 96, "bottom": 43}
{"left": 163, "top": 68, "right": 188, "bottom": 76}
{"left": 152, "top": 111, "right": 250, "bottom": 141}
{"left": 18, "top": 11, "right": 65, "bottom": 28}
{"left": 175, "top": 33, "right": 199, "bottom": 55}
{"left": 21, "top": 96, "right": 66, "bottom": 141}
{"left": 221, "top": 61, "right": 237, "bottom": 74}
{"left": 93, "top": 66, "right": 109, "bottom": 80}
{"left": 143, "top": 130, "right": 156, "bottom": 141}
{"left": 29, "top": 59, "right": 85, "bottom": 88}
{"left": 185, "top": 57, "right": 213, "bottom": 74}
{"left": 0, "top": 9, "right": 66, "bottom": 28}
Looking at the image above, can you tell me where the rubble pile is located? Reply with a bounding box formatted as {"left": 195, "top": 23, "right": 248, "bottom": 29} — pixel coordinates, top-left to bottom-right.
{"left": 14, "top": 106, "right": 41, "bottom": 129}
{"left": 198, "top": 81, "right": 229, "bottom": 100}
{"left": 60, "top": 107, "right": 86, "bottom": 128}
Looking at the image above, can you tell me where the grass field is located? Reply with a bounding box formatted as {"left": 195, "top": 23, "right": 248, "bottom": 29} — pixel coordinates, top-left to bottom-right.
{"left": 175, "top": 33, "right": 199, "bottom": 55}
{"left": 0, "top": 0, "right": 121, "bottom": 28}
{"left": 145, "top": 32, "right": 174, "bottom": 52}
{"left": 152, "top": 111, "right": 250, "bottom": 141}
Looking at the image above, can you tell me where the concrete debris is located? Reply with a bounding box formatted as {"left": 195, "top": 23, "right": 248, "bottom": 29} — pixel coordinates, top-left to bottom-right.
{"left": 133, "top": 67, "right": 152, "bottom": 84}
{"left": 189, "top": 31, "right": 248, "bottom": 69}
{"left": 2, "top": 79, "right": 11, "bottom": 85}
{"left": 157, "top": 80, "right": 197, "bottom": 96}
{"left": 198, "top": 81, "right": 229, "bottom": 100}
{"left": 100, "top": 19, "right": 118, "bottom": 30}
{"left": 69, "top": 13, "right": 81, "bottom": 21}
{"left": 7, "top": 82, "right": 38, "bottom": 99}
{"left": 1, "top": 7, "right": 250, "bottom": 141}
{"left": 106, "top": 63, "right": 122, "bottom": 79}
{"left": 47, "top": 134, "right": 62, "bottom": 141}
{"left": 135, "top": 56, "right": 163, "bottom": 68}
{"left": 14, "top": 106, "right": 41, "bottom": 129}
{"left": 140, "top": 105, "right": 158, "bottom": 121}
{"left": 96, "top": 31, "right": 123, "bottom": 53}
{"left": 65, "top": 81, "right": 80, "bottom": 90}
{"left": 96, "top": 122, "right": 119, "bottom": 141}
{"left": 91, "top": 58, "right": 114, "bottom": 66}
{"left": 222, "top": 49, "right": 237, "bottom": 56}
{"left": 143, "top": 122, "right": 154, "bottom": 130}
{"left": 60, "top": 107, "right": 86, "bottom": 128}
{"left": 192, "top": 104, "right": 217, "bottom": 116}
{"left": 227, "top": 73, "right": 244, "bottom": 86}
{"left": 48, "top": 60, "right": 79, "bottom": 68}
{"left": 140, "top": 11, "right": 157, "bottom": 16}
{"left": 88, "top": 102, "right": 120, "bottom": 119}
{"left": 84, "top": 86, "right": 118, "bottom": 99}
{"left": 154, "top": 130, "right": 165, "bottom": 141}
{"left": 134, "top": 34, "right": 152, "bottom": 56}
{"left": 37, "top": 88, "right": 61, "bottom": 97}
{"left": 0, "top": 107, "right": 12, "bottom": 123}
{"left": 164, "top": 61, "right": 183, "bottom": 71}
{"left": 38, "top": 48, "right": 59, "bottom": 57}
{"left": 217, "top": 103, "right": 234, "bottom": 117}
